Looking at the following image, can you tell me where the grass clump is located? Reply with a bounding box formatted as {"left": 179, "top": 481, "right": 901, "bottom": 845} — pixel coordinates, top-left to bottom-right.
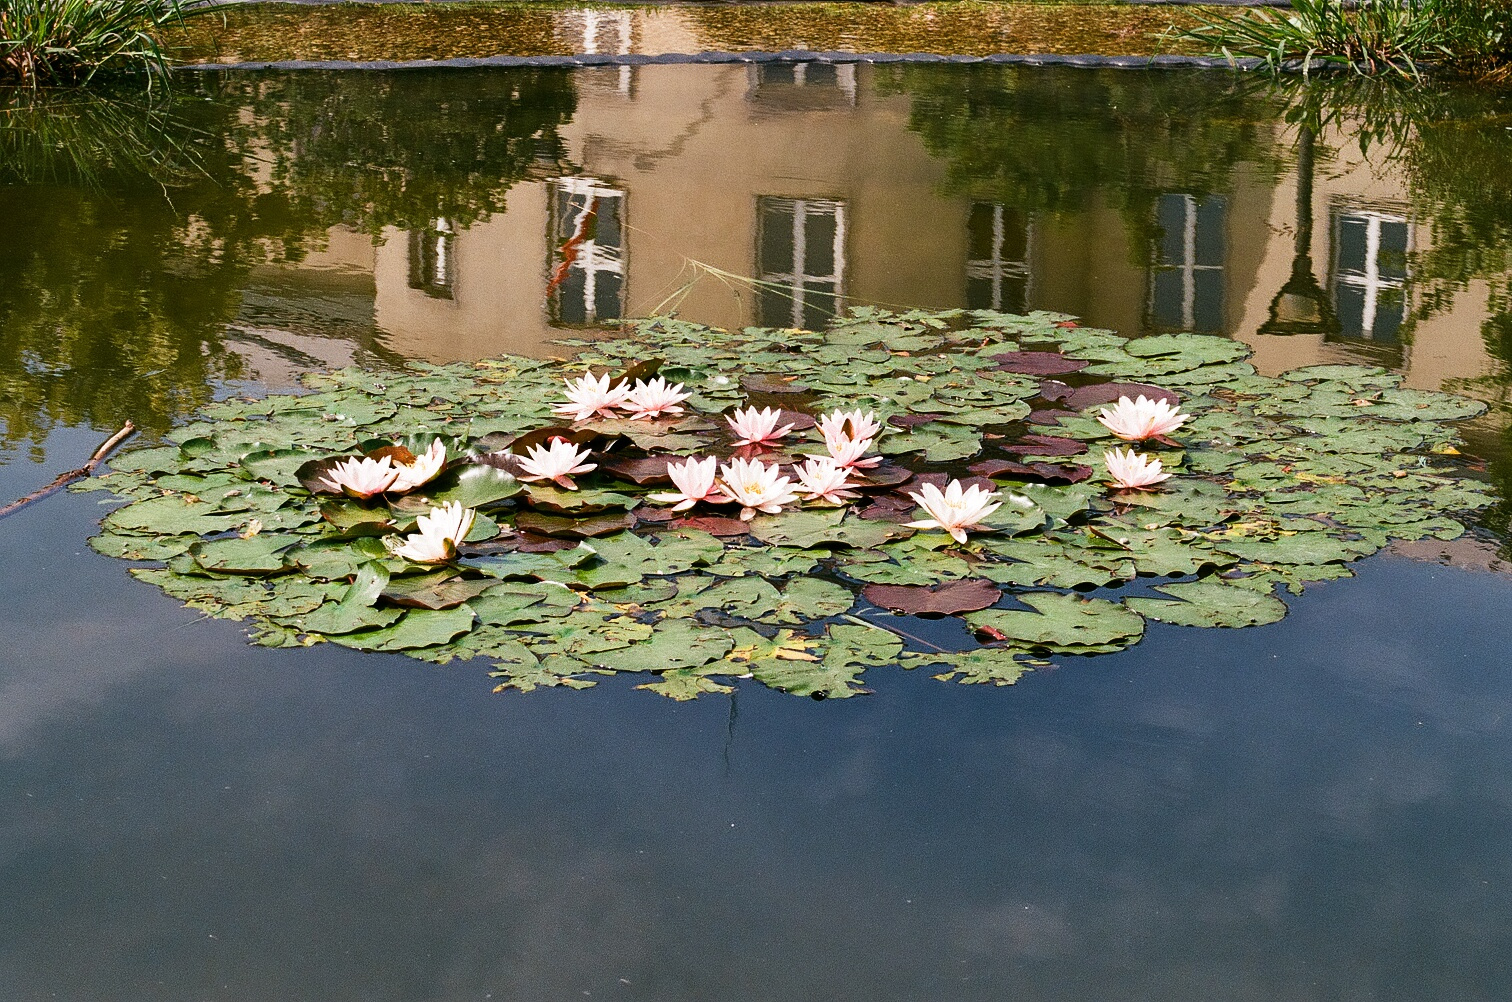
{"left": 1181, "top": 0, "right": 1512, "bottom": 78}
{"left": 1, "top": 0, "right": 201, "bottom": 87}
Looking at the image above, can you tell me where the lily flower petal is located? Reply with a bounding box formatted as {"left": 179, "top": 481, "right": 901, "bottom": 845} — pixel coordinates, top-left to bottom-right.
{"left": 717, "top": 457, "right": 801, "bottom": 521}
{"left": 386, "top": 501, "right": 476, "bottom": 563}
{"left": 1104, "top": 447, "right": 1172, "bottom": 490}
{"left": 553, "top": 370, "right": 633, "bottom": 423}
{"left": 904, "top": 479, "right": 1003, "bottom": 544}
{"left": 625, "top": 377, "right": 691, "bottom": 420}
{"left": 517, "top": 438, "right": 597, "bottom": 491}
{"left": 726, "top": 406, "right": 795, "bottom": 447}
{"left": 1096, "top": 394, "right": 1190, "bottom": 442}
{"left": 389, "top": 439, "right": 448, "bottom": 493}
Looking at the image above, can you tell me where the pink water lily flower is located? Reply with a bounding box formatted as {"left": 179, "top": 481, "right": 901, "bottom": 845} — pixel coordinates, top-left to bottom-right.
{"left": 553, "top": 370, "right": 633, "bottom": 423}
{"left": 386, "top": 501, "right": 476, "bottom": 563}
{"left": 905, "top": 479, "right": 1003, "bottom": 544}
{"left": 819, "top": 433, "right": 883, "bottom": 470}
{"left": 795, "top": 457, "right": 861, "bottom": 505}
{"left": 390, "top": 439, "right": 448, "bottom": 493}
{"left": 517, "top": 438, "right": 597, "bottom": 490}
{"left": 312, "top": 455, "right": 400, "bottom": 500}
{"left": 649, "top": 456, "right": 731, "bottom": 511}
{"left": 1104, "top": 447, "right": 1172, "bottom": 490}
{"left": 726, "top": 406, "right": 795, "bottom": 447}
{"left": 817, "top": 408, "right": 882, "bottom": 444}
{"left": 625, "top": 377, "right": 691, "bottom": 420}
{"left": 718, "top": 457, "right": 801, "bottom": 520}
{"left": 1097, "top": 394, "right": 1191, "bottom": 442}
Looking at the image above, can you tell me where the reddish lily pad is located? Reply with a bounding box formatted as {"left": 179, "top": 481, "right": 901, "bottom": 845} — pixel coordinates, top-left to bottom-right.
{"left": 741, "top": 373, "right": 810, "bottom": 394}
{"left": 674, "top": 516, "right": 751, "bottom": 537}
{"left": 970, "top": 459, "right": 1094, "bottom": 485}
{"left": 855, "top": 495, "right": 917, "bottom": 523}
{"left": 862, "top": 579, "right": 1002, "bottom": 616}
{"left": 853, "top": 463, "right": 914, "bottom": 488}
{"left": 1061, "top": 382, "right": 1180, "bottom": 409}
{"left": 888, "top": 414, "right": 937, "bottom": 429}
{"left": 600, "top": 455, "right": 677, "bottom": 485}
{"left": 1027, "top": 408, "right": 1078, "bottom": 426}
{"left": 515, "top": 511, "right": 637, "bottom": 538}
{"left": 1001, "top": 434, "right": 1087, "bottom": 457}
{"left": 989, "top": 351, "right": 1090, "bottom": 376}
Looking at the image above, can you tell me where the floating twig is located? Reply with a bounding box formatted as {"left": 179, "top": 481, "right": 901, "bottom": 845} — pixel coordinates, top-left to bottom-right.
{"left": 0, "top": 421, "right": 136, "bottom": 520}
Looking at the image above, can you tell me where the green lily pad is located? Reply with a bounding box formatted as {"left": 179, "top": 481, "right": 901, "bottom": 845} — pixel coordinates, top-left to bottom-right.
{"left": 1126, "top": 579, "right": 1288, "bottom": 628}
{"left": 965, "top": 593, "right": 1145, "bottom": 652}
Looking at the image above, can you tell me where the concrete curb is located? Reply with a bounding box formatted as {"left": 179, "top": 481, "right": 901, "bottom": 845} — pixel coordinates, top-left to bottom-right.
{"left": 179, "top": 49, "right": 1270, "bottom": 71}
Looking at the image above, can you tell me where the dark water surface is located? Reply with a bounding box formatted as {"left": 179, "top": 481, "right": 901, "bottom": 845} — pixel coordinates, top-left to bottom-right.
{"left": 3, "top": 65, "right": 1512, "bottom": 999}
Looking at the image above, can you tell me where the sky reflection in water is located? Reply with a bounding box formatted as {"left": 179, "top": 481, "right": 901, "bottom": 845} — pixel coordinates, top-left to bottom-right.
{"left": 2, "top": 64, "right": 1512, "bottom": 999}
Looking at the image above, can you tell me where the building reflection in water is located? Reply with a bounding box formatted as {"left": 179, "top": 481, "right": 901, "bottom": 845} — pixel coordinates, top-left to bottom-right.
{"left": 548, "top": 177, "right": 627, "bottom": 327}
{"left": 407, "top": 218, "right": 456, "bottom": 301}
{"left": 1148, "top": 194, "right": 1226, "bottom": 334}
{"left": 1329, "top": 203, "right": 1411, "bottom": 362}
{"left": 756, "top": 197, "right": 847, "bottom": 329}
{"left": 966, "top": 203, "right": 1030, "bottom": 314}
{"left": 239, "top": 65, "right": 1491, "bottom": 421}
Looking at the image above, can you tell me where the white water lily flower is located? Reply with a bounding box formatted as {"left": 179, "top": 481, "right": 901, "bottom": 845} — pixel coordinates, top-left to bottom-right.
{"left": 649, "top": 456, "right": 730, "bottom": 511}
{"left": 816, "top": 408, "right": 882, "bottom": 445}
{"left": 1104, "top": 447, "right": 1172, "bottom": 490}
{"left": 389, "top": 439, "right": 448, "bottom": 493}
{"left": 905, "top": 479, "right": 1004, "bottom": 544}
{"left": 718, "top": 457, "right": 801, "bottom": 520}
{"left": 312, "top": 455, "right": 400, "bottom": 500}
{"left": 553, "top": 370, "right": 633, "bottom": 423}
{"left": 625, "top": 376, "right": 691, "bottom": 420}
{"left": 387, "top": 501, "right": 476, "bottom": 563}
{"left": 819, "top": 433, "right": 882, "bottom": 470}
{"left": 1096, "top": 394, "right": 1191, "bottom": 442}
{"left": 517, "top": 438, "right": 596, "bottom": 490}
{"left": 726, "top": 406, "right": 795, "bottom": 447}
{"left": 795, "top": 457, "right": 861, "bottom": 505}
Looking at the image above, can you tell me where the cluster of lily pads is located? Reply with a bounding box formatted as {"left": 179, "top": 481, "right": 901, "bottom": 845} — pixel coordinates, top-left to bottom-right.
{"left": 81, "top": 308, "right": 1493, "bottom": 699}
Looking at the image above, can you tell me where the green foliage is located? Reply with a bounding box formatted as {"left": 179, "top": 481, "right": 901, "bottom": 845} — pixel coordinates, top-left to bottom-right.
{"left": 0, "top": 0, "right": 205, "bottom": 87}
{"left": 1180, "top": 0, "right": 1512, "bottom": 78}
{"left": 0, "top": 72, "right": 577, "bottom": 453}
{"left": 81, "top": 309, "right": 1494, "bottom": 700}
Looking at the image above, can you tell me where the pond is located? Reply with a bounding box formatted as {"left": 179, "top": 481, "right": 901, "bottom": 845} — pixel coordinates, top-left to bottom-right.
{"left": 3, "top": 62, "right": 1512, "bottom": 998}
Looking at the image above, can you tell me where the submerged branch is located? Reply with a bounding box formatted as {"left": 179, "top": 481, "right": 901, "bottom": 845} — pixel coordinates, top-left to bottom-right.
{"left": 0, "top": 422, "right": 136, "bottom": 520}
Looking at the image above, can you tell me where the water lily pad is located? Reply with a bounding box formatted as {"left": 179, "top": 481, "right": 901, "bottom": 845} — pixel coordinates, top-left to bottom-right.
{"left": 1125, "top": 579, "right": 1288, "bottom": 628}
{"left": 330, "top": 605, "right": 476, "bottom": 652}
{"left": 965, "top": 593, "right": 1145, "bottom": 652}
{"left": 861, "top": 579, "right": 1001, "bottom": 615}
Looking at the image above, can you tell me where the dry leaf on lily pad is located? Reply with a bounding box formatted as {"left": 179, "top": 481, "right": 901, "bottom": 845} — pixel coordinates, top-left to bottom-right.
{"left": 862, "top": 579, "right": 1002, "bottom": 616}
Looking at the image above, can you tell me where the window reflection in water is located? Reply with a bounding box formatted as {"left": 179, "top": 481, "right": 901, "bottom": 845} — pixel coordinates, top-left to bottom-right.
{"left": 552, "top": 9, "right": 636, "bottom": 97}
{"left": 1149, "top": 193, "right": 1226, "bottom": 333}
{"left": 407, "top": 218, "right": 455, "bottom": 300}
{"left": 756, "top": 196, "right": 846, "bottom": 330}
{"left": 746, "top": 63, "right": 858, "bottom": 111}
{"left": 548, "top": 177, "right": 626, "bottom": 327}
{"left": 966, "top": 203, "right": 1030, "bottom": 313}
{"left": 1331, "top": 206, "right": 1411, "bottom": 345}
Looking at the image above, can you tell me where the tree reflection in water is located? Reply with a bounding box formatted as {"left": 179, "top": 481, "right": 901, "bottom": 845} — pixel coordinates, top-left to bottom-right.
{"left": 0, "top": 70, "right": 579, "bottom": 452}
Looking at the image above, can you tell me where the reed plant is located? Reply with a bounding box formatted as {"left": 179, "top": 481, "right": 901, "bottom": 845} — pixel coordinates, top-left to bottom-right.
{"left": 1180, "top": 0, "right": 1512, "bottom": 78}
{"left": 1, "top": 0, "right": 198, "bottom": 87}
